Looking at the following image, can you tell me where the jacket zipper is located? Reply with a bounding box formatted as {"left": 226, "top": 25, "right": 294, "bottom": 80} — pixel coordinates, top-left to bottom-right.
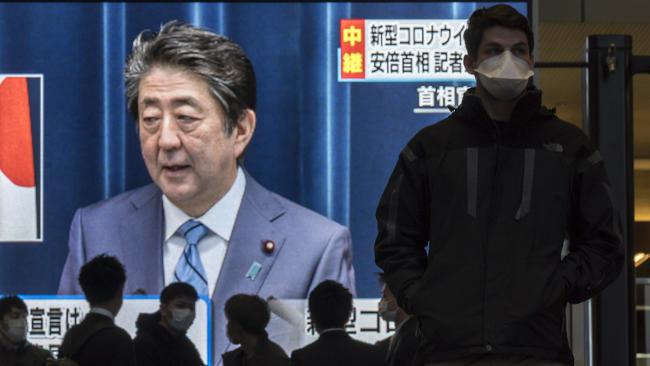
{"left": 482, "top": 121, "right": 501, "bottom": 350}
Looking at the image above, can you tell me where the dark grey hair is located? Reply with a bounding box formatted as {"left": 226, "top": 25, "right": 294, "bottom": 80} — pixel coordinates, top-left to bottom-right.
{"left": 124, "top": 21, "right": 256, "bottom": 134}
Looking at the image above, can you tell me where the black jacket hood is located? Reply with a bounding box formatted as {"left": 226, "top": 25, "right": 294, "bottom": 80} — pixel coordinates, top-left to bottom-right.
{"left": 136, "top": 312, "right": 162, "bottom": 333}
{"left": 451, "top": 86, "right": 556, "bottom": 127}
{"left": 133, "top": 311, "right": 204, "bottom": 366}
{"left": 135, "top": 311, "right": 179, "bottom": 343}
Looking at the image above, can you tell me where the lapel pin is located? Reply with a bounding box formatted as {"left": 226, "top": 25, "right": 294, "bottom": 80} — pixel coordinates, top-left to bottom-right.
{"left": 246, "top": 261, "right": 262, "bottom": 281}
{"left": 263, "top": 240, "right": 275, "bottom": 254}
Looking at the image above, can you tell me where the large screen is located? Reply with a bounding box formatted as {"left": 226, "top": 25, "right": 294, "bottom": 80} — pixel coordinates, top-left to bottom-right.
{"left": 0, "top": 2, "right": 530, "bottom": 364}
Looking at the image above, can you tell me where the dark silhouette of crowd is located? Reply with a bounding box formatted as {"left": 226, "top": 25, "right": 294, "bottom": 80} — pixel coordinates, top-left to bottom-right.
{"left": 1, "top": 254, "right": 407, "bottom": 366}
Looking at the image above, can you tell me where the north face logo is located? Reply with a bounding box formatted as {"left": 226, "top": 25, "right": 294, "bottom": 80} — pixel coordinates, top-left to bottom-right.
{"left": 543, "top": 143, "right": 564, "bottom": 153}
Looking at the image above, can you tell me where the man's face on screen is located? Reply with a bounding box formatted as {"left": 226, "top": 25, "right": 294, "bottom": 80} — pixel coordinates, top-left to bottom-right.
{"left": 137, "top": 66, "right": 240, "bottom": 216}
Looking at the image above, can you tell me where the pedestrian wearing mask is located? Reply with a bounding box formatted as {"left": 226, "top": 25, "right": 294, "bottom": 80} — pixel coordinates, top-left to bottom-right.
{"left": 375, "top": 4, "right": 624, "bottom": 366}
{"left": 375, "top": 273, "right": 419, "bottom": 366}
{"left": 134, "top": 282, "right": 204, "bottom": 366}
{"left": 0, "top": 295, "right": 53, "bottom": 366}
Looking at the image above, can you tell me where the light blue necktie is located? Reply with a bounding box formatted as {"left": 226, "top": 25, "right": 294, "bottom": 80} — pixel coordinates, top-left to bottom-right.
{"left": 174, "top": 219, "right": 209, "bottom": 296}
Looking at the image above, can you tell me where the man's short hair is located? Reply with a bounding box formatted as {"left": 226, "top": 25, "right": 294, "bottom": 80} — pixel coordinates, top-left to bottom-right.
{"left": 224, "top": 294, "right": 270, "bottom": 335}
{"left": 308, "top": 280, "right": 352, "bottom": 330}
{"left": 0, "top": 296, "right": 27, "bottom": 319}
{"left": 463, "top": 4, "right": 533, "bottom": 58}
{"left": 78, "top": 254, "right": 126, "bottom": 306}
{"left": 160, "top": 282, "right": 198, "bottom": 305}
{"left": 124, "top": 20, "right": 256, "bottom": 134}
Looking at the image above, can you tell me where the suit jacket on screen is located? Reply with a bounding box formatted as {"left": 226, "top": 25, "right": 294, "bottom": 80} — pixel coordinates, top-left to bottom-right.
{"left": 57, "top": 170, "right": 356, "bottom": 365}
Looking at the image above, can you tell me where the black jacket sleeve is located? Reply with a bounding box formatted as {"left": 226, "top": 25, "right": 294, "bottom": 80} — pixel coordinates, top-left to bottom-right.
{"left": 374, "top": 141, "right": 430, "bottom": 313}
{"left": 562, "top": 140, "right": 624, "bottom": 304}
{"left": 111, "top": 330, "right": 137, "bottom": 366}
{"left": 133, "top": 335, "right": 158, "bottom": 366}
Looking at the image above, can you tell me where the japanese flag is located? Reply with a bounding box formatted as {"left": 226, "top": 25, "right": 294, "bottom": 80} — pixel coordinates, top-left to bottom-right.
{"left": 0, "top": 77, "right": 37, "bottom": 241}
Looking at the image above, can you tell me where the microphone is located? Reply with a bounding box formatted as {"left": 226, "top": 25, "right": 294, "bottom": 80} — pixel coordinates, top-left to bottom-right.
{"left": 267, "top": 296, "right": 303, "bottom": 328}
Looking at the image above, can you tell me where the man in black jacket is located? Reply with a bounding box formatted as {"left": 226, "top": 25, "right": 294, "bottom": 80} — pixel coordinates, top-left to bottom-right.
{"left": 222, "top": 294, "right": 289, "bottom": 366}
{"left": 290, "top": 280, "right": 384, "bottom": 366}
{"left": 58, "top": 254, "right": 136, "bottom": 366}
{"left": 374, "top": 4, "right": 623, "bottom": 366}
{"left": 133, "top": 282, "right": 204, "bottom": 366}
{"left": 0, "top": 295, "right": 53, "bottom": 366}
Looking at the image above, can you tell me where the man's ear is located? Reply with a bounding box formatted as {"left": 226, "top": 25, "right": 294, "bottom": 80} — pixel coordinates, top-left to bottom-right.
{"left": 464, "top": 54, "right": 477, "bottom": 75}
{"left": 233, "top": 109, "right": 256, "bottom": 160}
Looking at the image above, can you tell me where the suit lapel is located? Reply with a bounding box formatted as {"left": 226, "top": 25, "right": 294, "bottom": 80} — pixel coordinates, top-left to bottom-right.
{"left": 211, "top": 171, "right": 287, "bottom": 361}
{"left": 119, "top": 184, "right": 164, "bottom": 295}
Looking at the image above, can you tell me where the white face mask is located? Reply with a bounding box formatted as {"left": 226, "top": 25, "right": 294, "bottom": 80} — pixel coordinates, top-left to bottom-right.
{"left": 474, "top": 50, "right": 534, "bottom": 101}
{"left": 378, "top": 300, "right": 398, "bottom": 323}
{"left": 168, "top": 308, "right": 195, "bottom": 333}
{"left": 1, "top": 317, "right": 27, "bottom": 343}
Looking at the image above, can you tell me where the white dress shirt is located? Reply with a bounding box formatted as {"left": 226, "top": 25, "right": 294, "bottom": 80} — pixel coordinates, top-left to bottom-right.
{"left": 89, "top": 307, "right": 115, "bottom": 321}
{"left": 162, "top": 167, "right": 246, "bottom": 298}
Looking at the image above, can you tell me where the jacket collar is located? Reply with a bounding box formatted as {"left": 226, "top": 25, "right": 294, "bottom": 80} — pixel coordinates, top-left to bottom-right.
{"left": 209, "top": 168, "right": 287, "bottom": 362}
{"left": 318, "top": 328, "right": 350, "bottom": 340}
{"left": 125, "top": 167, "right": 287, "bottom": 220}
{"left": 453, "top": 86, "right": 554, "bottom": 129}
{"left": 240, "top": 168, "right": 286, "bottom": 222}
{"left": 127, "top": 182, "right": 161, "bottom": 210}
{"left": 120, "top": 184, "right": 165, "bottom": 295}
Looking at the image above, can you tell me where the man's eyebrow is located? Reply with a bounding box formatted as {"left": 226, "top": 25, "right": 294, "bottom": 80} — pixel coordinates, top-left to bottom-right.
{"left": 170, "top": 97, "right": 204, "bottom": 112}
{"left": 141, "top": 97, "right": 160, "bottom": 108}
{"left": 483, "top": 41, "right": 529, "bottom": 50}
{"left": 140, "top": 96, "right": 205, "bottom": 112}
{"left": 484, "top": 42, "right": 504, "bottom": 48}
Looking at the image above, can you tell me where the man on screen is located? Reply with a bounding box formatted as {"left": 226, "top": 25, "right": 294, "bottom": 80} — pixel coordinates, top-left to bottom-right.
{"left": 58, "top": 21, "right": 355, "bottom": 364}
{"left": 375, "top": 4, "right": 623, "bottom": 366}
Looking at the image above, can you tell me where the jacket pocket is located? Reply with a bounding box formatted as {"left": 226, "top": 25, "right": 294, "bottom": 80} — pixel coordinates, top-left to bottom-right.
{"left": 496, "top": 261, "right": 567, "bottom": 350}
{"left": 542, "top": 267, "right": 569, "bottom": 311}
{"left": 411, "top": 260, "right": 483, "bottom": 349}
